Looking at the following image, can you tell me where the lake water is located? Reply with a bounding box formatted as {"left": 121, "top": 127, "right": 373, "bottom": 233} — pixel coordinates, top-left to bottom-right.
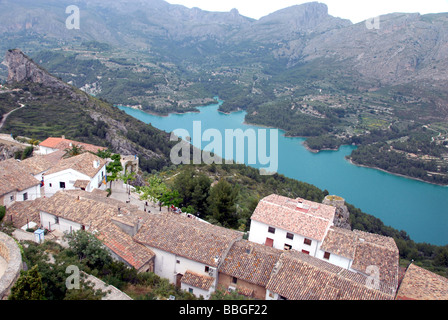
{"left": 118, "top": 99, "right": 448, "bottom": 245}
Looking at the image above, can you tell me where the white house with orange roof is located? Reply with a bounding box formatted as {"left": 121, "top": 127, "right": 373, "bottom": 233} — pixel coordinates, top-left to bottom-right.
{"left": 38, "top": 136, "right": 107, "bottom": 155}
{"left": 248, "top": 194, "right": 336, "bottom": 257}
{"left": 249, "top": 194, "right": 400, "bottom": 294}
{"left": 42, "top": 152, "right": 107, "bottom": 197}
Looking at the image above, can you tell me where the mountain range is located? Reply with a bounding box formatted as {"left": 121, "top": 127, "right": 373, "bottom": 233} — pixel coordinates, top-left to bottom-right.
{"left": 2, "top": 0, "right": 448, "bottom": 87}
{"left": 1, "top": 0, "right": 448, "bottom": 183}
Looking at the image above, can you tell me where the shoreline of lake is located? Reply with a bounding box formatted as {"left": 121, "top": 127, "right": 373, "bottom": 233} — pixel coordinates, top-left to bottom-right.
{"left": 117, "top": 101, "right": 448, "bottom": 245}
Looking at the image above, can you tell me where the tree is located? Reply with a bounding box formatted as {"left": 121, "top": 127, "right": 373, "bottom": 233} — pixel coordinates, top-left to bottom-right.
{"left": 159, "top": 189, "right": 182, "bottom": 211}
{"left": 9, "top": 265, "right": 45, "bottom": 300}
{"left": 64, "top": 230, "right": 112, "bottom": 270}
{"left": 173, "top": 168, "right": 211, "bottom": 217}
{"left": 96, "top": 149, "right": 112, "bottom": 159}
{"left": 118, "top": 171, "right": 136, "bottom": 196}
{"left": 139, "top": 176, "right": 168, "bottom": 205}
{"left": 0, "top": 205, "right": 5, "bottom": 222}
{"left": 106, "top": 154, "right": 123, "bottom": 193}
{"left": 207, "top": 179, "right": 239, "bottom": 228}
{"left": 63, "top": 144, "right": 85, "bottom": 158}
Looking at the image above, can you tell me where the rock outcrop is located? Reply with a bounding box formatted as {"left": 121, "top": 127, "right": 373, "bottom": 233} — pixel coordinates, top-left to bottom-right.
{"left": 323, "top": 195, "right": 351, "bottom": 230}
{"left": 6, "top": 49, "right": 70, "bottom": 91}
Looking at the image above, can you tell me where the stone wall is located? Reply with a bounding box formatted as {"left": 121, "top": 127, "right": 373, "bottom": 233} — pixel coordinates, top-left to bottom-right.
{"left": 0, "top": 232, "right": 23, "bottom": 299}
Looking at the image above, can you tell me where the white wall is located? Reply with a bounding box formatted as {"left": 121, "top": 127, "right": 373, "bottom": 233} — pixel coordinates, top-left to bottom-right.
{"left": 248, "top": 220, "right": 320, "bottom": 256}
{"left": 39, "top": 146, "right": 57, "bottom": 155}
{"left": 316, "top": 248, "right": 353, "bottom": 270}
{"left": 40, "top": 211, "right": 84, "bottom": 233}
{"left": 181, "top": 283, "right": 213, "bottom": 299}
{"left": 44, "top": 169, "right": 91, "bottom": 197}
{"left": 2, "top": 185, "right": 41, "bottom": 207}
{"left": 144, "top": 245, "right": 218, "bottom": 296}
{"left": 2, "top": 191, "right": 15, "bottom": 207}
{"left": 17, "top": 185, "right": 41, "bottom": 202}
{"left": 90, "top": 165, "right": 107, "bottom": 192}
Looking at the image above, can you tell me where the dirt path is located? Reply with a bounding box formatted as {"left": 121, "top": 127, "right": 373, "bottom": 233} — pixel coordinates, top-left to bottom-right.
{"left": 0, "top": 103, "right": 25, "bottom": 129}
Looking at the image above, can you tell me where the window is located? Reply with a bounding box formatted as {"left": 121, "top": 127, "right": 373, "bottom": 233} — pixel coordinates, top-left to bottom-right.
{"left": 205, "top": 266, "right": 209, "bottom": 273}
{"left": 324, "top": 252, "right": 331, "bottom": 260}
{"left": 304, "top": 238, "right": 312, "bottom": 246}
{"left": 176, "top": 259, "right": 180, "bottom": 264}
{"left": 49, "top": 183, "right": 52, "bottom": 187}
{"left": 23, "top": 193, "right": 28, "bottom": 201}
{"left": 232, "top": 277, "right": 238, "bottom": 284}
{"left": 284, "top": 244, "right": 292, "bottom": 251}
{"left": 268, "top": 226, "right": 276, "bottom": 234}
{"left": 10, "top": 195, "right": 14, "bottom": 201}
{"left": 302, "top": 250, "right": 310, "bottom": 255}
{"left": 188, "top": 288, "right": 193, "bottom": 294}
{"left": 286, "top": 233, "right": 294, "bottom": 240}
{"left": 265, "top": 238, "right": 274, "bottom": 247}
{"left": 59, "top": 182, "right": 66, "bottom": 189}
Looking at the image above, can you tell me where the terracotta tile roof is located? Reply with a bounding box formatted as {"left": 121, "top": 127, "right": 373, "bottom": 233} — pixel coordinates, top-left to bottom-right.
{"left": 96, "top": 222, "right": 155, "bottom": 271}
{"left": 181, "top": 271, "right": 215, "bottom": 291}
{"left": 37, "top": 191, "right": 118, "bottom": 229}
{"left": 73, "top": 180, "right": 90, "bottom": 189}
{"left": 251, "top": 194, "right": 336, "bottom": 241}
{"left": 20, "top": 155, "right": 54, "bottom": 175}
{"left": 266, "top": 250, "right": 396, "bottom": 300}
{"left": 5, "top": 198, "right": 44, "bottom": 228}
{"left": 44, "top": 152, "right": 106, "bottom": 178}
{"left": 321, "top": 227, "right": 358, "bottom": 259}
{"left": 0, "top": 159, "right": 41, "bottom": 195}
{"left": 321, "top": 227, "right": 399, "bottom": 290}
{"left": 219, "top": 240, "right": 282, "bottom": 287}
{"left": 134, "top": 214, "right": 243, "bottom": 267}
{"left": 396, "top": 263, "right": 448, "bottom": 300}
{"left": 39, "top": 137, "right": 106, "bottom": 154}
{"left": 36, "top": 190, "right": 153, "bottom": 269}
{"left": 351, "top": 230, "right": 399, "bottom": 289}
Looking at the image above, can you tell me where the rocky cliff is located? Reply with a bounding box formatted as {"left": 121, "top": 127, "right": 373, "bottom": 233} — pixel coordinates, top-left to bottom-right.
{"left": 6, "top": 49, "right": 71, "bottom": 90}
{"left": 2, "top": 49, "right": 175, "bottom": 172}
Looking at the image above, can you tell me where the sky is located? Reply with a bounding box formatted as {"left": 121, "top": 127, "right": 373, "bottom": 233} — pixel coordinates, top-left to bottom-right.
{"left": 164, "top": 0, "right": 448, "bottom": 23}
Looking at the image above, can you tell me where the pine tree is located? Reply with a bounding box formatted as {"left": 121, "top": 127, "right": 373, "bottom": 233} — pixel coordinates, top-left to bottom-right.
{"left": 9, "top": 265, "right": 45, "bottom": 300}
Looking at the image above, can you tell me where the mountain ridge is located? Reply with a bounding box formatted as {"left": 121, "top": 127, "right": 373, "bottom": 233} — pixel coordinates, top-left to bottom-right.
{"left": 1, "top": 48, "right": 177, "bottom": 173}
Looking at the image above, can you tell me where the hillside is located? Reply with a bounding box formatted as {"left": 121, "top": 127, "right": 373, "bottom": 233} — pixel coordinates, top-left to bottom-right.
{"left": 0, "top": 49, "right": 176, "bottom": 172}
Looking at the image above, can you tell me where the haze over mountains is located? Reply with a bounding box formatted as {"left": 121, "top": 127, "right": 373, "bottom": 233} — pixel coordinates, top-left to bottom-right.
{"left": 0, "top": 0, "right": 448, "bottom": 99}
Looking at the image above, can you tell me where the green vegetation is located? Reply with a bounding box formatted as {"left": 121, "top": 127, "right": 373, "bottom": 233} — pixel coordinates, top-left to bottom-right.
{"left": 0, "top": 82, "right": 176, "bottom": 173}
{"left": 9, "top": 265, "right": 45, "bottom": 300}
{"left": 140, "top": 163, "right": 330, "bottom": 232}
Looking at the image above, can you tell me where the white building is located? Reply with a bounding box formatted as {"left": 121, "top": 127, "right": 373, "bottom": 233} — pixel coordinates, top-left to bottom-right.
{"left": 37, "top": 190, "right": 155, "bottom": 272}
{"left": 38, "top": 136, "right": 107, "bottom": 155}
{"left": 0, "top": 159, "right": 41, "bottom": 207}
{"left": 42, "top": 152, "right": 107, "bottom": 197}
{"left": 248, "top": 194, "right": 336, "bottom": 257}
{"left": 249, "top": 194, "right": 400, "bottom": 294}
{"left": 134, "top": 213, "right": 242, "bottom": 299}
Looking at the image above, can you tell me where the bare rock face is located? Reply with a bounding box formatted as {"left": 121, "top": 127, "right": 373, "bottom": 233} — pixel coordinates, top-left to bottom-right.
{"left": 323, "top": 195, "right": 351, "bottom": 230}
{"left": 5, "top": 49, "right": 88, "bottom": 103}
{"left": 0, "top": 143, "right": 23, "bottom": 161}
{"left": 6, "top": 49, "right": 71, "bottom": 91}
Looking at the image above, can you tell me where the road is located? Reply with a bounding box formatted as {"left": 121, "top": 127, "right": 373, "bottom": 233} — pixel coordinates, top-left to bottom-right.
{"left": 0, "top": 103, "right": 25, "bottom": 129}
